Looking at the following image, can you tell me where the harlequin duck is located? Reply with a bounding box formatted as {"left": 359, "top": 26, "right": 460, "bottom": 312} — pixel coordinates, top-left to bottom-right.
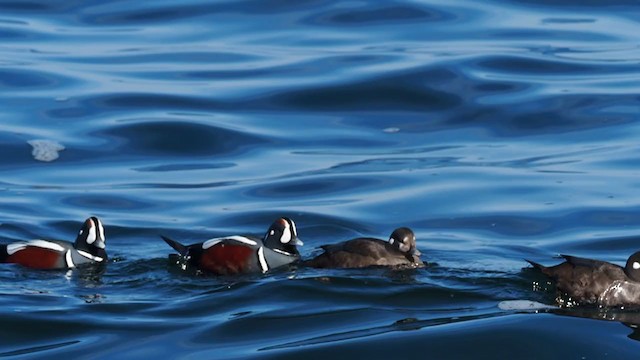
{"left": 161, "top": 217, "right": 303, "bottom": 275}
{"left": 304, "top": 227, "right": 424, "bottom": 269}
{"left": 527, "top": 252, "right": 640, "bottom": 307}
{"left": 0, "top": 217, "right": 107, "bottom": 270}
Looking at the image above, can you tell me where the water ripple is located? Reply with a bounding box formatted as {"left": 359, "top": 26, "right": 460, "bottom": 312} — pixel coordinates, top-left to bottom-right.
{"left": 1, "top": 0, "right": 640, "bottom": 357}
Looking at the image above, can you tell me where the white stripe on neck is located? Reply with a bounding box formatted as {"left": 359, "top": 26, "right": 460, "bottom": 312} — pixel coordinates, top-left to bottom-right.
{"left": 272, "top": 248, "right": 294, "bottom": 256}
{"left": 77, "top": 250, "right": 104, "bottom": 262}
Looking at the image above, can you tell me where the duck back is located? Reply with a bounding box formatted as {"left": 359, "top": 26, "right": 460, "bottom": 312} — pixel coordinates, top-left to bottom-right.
{"left": 308, "top": 238, "right": 417, "bottom": 269}
{"left": 529, "top": 255, "right": 627, "bottom": 304}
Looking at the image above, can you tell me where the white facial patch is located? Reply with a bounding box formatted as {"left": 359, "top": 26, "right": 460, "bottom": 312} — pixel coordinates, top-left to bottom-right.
{"left": 389, "top": 237, "right": 395, "bottom": 245}
{"left": 633, "top": 262, "right": 640, "bottom": 270}
{"left": 86, "top": 222, "right": 97, "bottom": 245}
{"left": 280, "top": 227, "right": 292, "bottom": 244}
{"left": 398, "top": 242, "right": 411, "bottom": 253}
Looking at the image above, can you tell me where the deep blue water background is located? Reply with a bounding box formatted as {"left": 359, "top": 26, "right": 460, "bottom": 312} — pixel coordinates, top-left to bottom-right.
{"left": 1, "top": 0, "right": 640, "bottom": 358}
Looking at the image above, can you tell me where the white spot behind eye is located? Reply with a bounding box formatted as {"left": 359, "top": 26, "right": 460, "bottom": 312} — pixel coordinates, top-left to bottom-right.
{"left": 270, "top": 230, "right": 275, "bottom": 236}
{"left": 633, "top": 262, "right": 640, "bottom": 270}
{"left": 389, "top": 238, "right": 395, "bottom": 245}
{"left": 79, "top": 229, "right": 83, "bottom": 235}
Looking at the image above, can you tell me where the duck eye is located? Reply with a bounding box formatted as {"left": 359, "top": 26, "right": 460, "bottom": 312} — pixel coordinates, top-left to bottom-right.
{"left": 633, "top": 262, "right": 640, "bottom": 270}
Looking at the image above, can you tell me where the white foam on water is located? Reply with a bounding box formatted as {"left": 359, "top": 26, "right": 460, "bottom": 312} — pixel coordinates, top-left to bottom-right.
{"left": 498, "top": 300, "right": 557, "bottom": 311}
{"left": 27, "top": 139, "right": 65, "bottom": 162}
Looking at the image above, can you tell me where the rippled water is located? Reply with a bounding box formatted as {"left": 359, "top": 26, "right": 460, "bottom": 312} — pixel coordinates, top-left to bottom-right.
{"left": 1, "top": 0, "right": 640, "bottom": 358}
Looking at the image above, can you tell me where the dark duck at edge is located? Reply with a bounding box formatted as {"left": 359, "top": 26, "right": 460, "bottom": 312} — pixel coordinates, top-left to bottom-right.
{"left": 527, "top": 251, "right": 640, "bottom": 307}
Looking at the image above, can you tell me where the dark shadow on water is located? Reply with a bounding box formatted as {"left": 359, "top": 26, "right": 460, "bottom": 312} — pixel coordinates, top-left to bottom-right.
{"left": 0, "top": 262, "right": 106, "bottom": 286}
{"left": 0, "top": 340, "right": 80, "bottom": 357}
{"left": 301, "top": 2, "right": 457, "bottom": 26}
{"left": 515, "top": 264, "right": 640, "bottom": 343}
{"left": 163, "top": 253, "right": 299, "bottom": 286}
{"left": 549, "top": 307, "right": 640, "bottom": 343}
{"left": 259, "top": 311, "right": 503, "bottom": 351}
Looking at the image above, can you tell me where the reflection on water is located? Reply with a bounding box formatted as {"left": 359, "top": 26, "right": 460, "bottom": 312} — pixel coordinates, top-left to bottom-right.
{"left": 260, "top": 313, "right": 500, "bottom": 351}
{"left": 552, "top": 307, "right": 640, "bottom": 343}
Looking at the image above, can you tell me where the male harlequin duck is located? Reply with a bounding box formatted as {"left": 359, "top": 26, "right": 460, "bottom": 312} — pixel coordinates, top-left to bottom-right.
{"left": 527, "top": 252, "right": 640, "bottom": 307}
{"left": 0, "top": 217, "right": 107, "bottom": 270}
{"left": 304, "top": 227, "right": 424, "bottom": 269}
{"left": 161, "top": 217, "right": 303, "bottom": 275}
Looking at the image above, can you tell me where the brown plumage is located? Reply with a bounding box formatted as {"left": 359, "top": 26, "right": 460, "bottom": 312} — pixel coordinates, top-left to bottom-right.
{"left": 305, "top": 227, "right": 424, "bottom": 269}
{"left": 527, "top": 252, "right": 640, "bottom": 307}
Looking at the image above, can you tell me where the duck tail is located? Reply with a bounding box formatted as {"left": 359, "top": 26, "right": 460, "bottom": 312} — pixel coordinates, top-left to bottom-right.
{"left": 0, "top": 244, "right": 7, "bottom": 262}
{"left": 525, "top": 259, "right": 546, "bottom": 272}
{"left": 161, "top": 236, "right": 188, "bottom": 256}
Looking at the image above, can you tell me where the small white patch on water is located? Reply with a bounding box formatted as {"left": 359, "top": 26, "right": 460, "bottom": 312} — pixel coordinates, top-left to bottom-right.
{"left": 498, "top": 300, "right": 556, "bottom": 311}
{"left": 383, "top": 127, "right": 400, "bottom": 133}
{"left": 28, "top": 139, "right": 65, "bottom": 162}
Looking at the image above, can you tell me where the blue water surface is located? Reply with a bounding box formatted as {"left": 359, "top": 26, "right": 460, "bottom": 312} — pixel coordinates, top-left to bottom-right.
{"left": 1, "top": 0, "right": 640, "bottom": 358}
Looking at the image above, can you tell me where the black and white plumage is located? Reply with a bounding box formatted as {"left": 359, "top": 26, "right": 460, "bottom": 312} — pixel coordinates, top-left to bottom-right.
{"left": 162, "top": 217, "right": 303, "bottom": 275}
{"left": 527, "top": 252, "right": 640, "bottom": 307}
{"left": 305, "top": 227, "right": 424, "bottom": 269}
{"left": 0, "top": 217, "right": 107, "bottom": 270}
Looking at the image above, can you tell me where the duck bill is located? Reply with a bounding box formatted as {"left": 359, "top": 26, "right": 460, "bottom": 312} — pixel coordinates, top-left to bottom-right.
{"left": 412, "top": 249, "right": 421, "bottom": 256}
{"left": 294, "top": 238, "right": 304, "bottom": 246}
